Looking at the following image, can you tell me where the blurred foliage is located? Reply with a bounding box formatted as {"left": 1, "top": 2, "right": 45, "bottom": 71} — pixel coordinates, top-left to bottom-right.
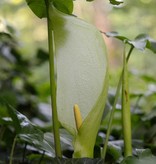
{"left": 1, "top": 0, "right": 156, "bottom": 88}
{"left": 108, "top": 0, "right": 156, "bottom": 79}
{"left": 0, "top": 0, "right": 48, "bottom": 57}
{"left": 0, "top": 26, "right": 51, "bottom": 123}
{"left": 109, "top": 0, "right": 156, "bottom": 37}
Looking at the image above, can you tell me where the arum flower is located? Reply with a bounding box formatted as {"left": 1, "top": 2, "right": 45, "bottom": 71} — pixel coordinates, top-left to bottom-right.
{"left": 49, "top": 6, "right": 108, "bottom": 158}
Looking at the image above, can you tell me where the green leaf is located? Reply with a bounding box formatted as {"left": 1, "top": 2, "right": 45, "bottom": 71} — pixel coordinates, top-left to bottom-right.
{"left": 7, "top": 105, "right": 21, "bottom": 134}
{"left": 44, "top": 131, "right": 73, "bottom": 152}
{"left": 121, "top": 149, "right": 156, "bottom": 164}
{"left": 53, "top": 0, "right": 73, "bottom": 15}
{"left": 131, "top": 34, "right": 156, "bottom": 53}
{"left": 107, "top": 142, "right": 122, "bottom": 161}
{"left": 145, "top": 37, "right": 156, "bottom": 53}
{"left": 49, "top": 6, "right": 108, "bottom": 157}
{"left": 104, "top": 31, "right": 129, "bottom": 42}
{"left": 8, "top": 110, "right": 73, "bottom": 157}
{"left": 26, "top": 0, "right": 47, "bottom": 18}
{"left": 19, "top": 133, "right": 55, "bottom": 157}
{"left": 19, "top": 131, "right": 73, "bottom": 158}
{"left": 105, "top": 32, "right": 156, "bottom": 53}
{"left": 135, "top": 149, "right": 153, "bottom": 157}
{"left": 25, "top": 0, "right": 73, "bottom": 18}
{"left": 109, "top": 0, "right": 124, "bottom": 5}
{"left": 128, "top": 34, "right": 156, "bottom": 51}
{"left": 13, "top": 111, "right": 55, "bottom": 157}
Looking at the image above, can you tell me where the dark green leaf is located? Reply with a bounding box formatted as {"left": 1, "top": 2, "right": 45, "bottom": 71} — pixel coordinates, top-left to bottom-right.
{"left": 25, "top": 0, "right": 73, "bottom": 18}
{"left": 53, "top": 0, "right": 73, "bottom": 15}
{"left": 26, "top": 0, "right": 47, "bottom": 18}
{"left": 109, "top": 0, "right": 124, "bottom": 5}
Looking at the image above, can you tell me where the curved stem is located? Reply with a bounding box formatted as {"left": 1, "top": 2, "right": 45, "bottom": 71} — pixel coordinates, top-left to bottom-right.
{"left": 101, "top": 46, "right": 134, "bottom": 159}
{"left": 44, "top": 0, "right": 62, "bottom": 157}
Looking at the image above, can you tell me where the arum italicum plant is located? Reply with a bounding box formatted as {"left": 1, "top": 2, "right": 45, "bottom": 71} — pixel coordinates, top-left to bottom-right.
{"left": 26, "top": 0, "right": 108, "bottom": 158}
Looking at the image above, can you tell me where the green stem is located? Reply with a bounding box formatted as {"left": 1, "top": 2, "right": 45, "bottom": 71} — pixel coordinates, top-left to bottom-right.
{"left": 122, "top": 45, "right": 132, "bottom": 157}
{"left": 9, "top": 135, "right": 17, "bottom": 164}
{"left": 44, "top": 0, "right": 62, "bottom": 157}
{"left": 101, "top": 46, "right": 134, "bottom": 159}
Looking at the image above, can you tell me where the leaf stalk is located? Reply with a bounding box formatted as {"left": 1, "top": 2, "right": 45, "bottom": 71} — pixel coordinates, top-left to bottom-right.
{"left": 101, "top": 45, "right": 134, "bottom": 159}
{"left": 44, "top": 0, "right": 62, "bottom": 157}
{"left": 122, "top": 45, "right": 132, "bottom": 157}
